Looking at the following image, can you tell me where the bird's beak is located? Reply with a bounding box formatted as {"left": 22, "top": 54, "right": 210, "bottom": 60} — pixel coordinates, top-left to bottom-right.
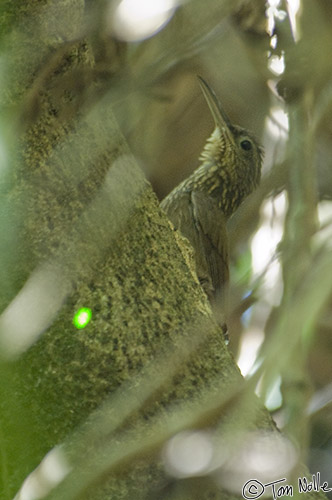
{"left": 197, "top": 76, "right": 236, "bottom": 147}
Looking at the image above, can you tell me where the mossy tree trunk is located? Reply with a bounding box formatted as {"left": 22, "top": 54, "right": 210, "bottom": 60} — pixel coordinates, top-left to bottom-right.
{"left": 0, "top": 2, "right": 329, "bottom": 500}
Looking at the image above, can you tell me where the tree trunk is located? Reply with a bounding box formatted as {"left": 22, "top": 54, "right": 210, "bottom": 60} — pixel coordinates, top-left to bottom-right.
{"left": 0, "top": 1, "right": 328, "bottom": 500}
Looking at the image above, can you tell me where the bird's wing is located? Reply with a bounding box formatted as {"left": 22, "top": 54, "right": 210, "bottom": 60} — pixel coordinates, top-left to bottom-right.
{"left": 161, "top": 190, "right": 194, "bottom": 238}
{"left": 161, "top": 190, "right": 229, "bottom": 300}
{"left": 190, "top": 191, "right": 229, "bottom": 297}
{"left": 161, "top": 190, "right": 212, "bottom": 287}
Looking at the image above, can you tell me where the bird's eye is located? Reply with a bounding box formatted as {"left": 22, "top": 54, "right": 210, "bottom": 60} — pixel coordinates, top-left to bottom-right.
{"left": 240, "top": 139, "right": 252, "bottom": 151}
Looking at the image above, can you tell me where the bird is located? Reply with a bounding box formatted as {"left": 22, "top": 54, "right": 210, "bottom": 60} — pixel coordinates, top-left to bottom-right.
{"left": 160, "top": 76, "right": 263, "bottom": 333}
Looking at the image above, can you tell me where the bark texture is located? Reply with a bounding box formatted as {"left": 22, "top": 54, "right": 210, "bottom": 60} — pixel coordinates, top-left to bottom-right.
{"left": 0, "top": 2, "right": 328, "bottom": 500}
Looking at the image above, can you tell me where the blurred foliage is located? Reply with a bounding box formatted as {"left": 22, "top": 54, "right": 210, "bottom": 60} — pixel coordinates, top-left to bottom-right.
{"left": 0, "top": 0, "right": 332, "bottom": 499}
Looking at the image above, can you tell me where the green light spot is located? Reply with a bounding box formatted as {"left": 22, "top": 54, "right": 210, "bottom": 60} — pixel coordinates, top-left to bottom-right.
{"left": 73, "top": 307, "right": 92, "bottom": 329}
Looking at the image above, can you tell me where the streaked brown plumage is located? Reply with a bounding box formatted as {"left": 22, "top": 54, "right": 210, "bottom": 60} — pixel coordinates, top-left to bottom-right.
{"left": 161, "top": 77, "right": 263, "bottom": 329}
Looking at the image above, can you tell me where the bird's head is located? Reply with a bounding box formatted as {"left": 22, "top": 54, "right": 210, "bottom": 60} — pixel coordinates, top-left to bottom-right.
{"left": 198, "top": 76, "right": 263, "bottom": 197}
